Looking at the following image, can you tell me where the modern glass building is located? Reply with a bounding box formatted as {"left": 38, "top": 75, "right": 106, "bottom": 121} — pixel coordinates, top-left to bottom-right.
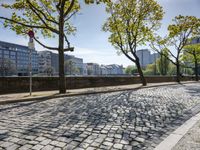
{"left": 0, "top": 41, "right": 38, "bottom": 76}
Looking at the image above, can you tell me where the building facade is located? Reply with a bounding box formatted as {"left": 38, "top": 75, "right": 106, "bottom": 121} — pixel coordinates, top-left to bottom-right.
{"left": 136, "top": 49, "right": 151, "bottom": 68}
{"left": 100, "top": 65, "right": 108, "bottom": 75}
{"left": 150, "top": 53, "right": 160, "bottom": 64}
{"left": 136, "top": 49, "right": 160, "bottom": 68}
{"left": 0, "top": 41, "right": 38, "bottom": 76}
{"left": 100, "top": 64, "right": 124, "bottom": 75}
{"left": 87, "top": 63, "right": 100, "bottom": 75}
{"left": 82, "top": 63, "right": 88, "bottom": 76}
{"left": 38, "top": 51, "right": 51, "bottom": 73}
{"left": 67, "top": 56, "right": 84, "bottom": 75}
{"left": 38, "top": 51, "right": 84, "bottom": 75}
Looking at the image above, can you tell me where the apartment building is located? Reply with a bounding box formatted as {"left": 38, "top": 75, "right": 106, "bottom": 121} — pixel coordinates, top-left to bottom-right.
{"left": 0, "top": 41, "right": 38, "bottom": 76}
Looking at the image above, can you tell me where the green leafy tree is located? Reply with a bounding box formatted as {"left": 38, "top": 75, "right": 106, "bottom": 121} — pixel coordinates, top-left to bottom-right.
{"left": 103, "top": 0, "right": 163, "bottom": 86}
{"left": 143, "top": 64, "right": 155, "bottom": 76}
{"left": 157, "top": 48, "right": 170, "bottom": 75}
{"left": 0, "top": 0, "right": 109, "bottom": 93}
{"left": 125, "top": 65, "right": 138, "bottom": 75}
{"left": 151, "top": 15, "right": 200, "bottom": 82}
{"left": 182, "top": 44, "right": 200, "bottom": 81}
{"left": 167, "top": 63, "right": 176, "bottom": 76}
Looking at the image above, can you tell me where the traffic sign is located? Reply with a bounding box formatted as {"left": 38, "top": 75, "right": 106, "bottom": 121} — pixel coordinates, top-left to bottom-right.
{"left": 28, "top": 30, "right": 34, "bottom": 38}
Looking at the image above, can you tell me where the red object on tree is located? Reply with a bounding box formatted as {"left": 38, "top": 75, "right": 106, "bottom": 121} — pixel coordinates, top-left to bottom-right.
{"left": 28, "top": 30, "right": 34, "bottom": 38}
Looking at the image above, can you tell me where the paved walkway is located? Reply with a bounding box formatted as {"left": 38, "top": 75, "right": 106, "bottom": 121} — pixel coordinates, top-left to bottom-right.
{"left": 172, "top": 119, "right": 200, "bottom": 150}
{"left": 0, "top": 83, "right": 199, "bottom": 150}
{"left": 0, "top": 81, "right": 197, "bottom": 105}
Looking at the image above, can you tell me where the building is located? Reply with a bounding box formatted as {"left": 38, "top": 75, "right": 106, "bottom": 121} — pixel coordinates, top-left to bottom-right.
{"left": 51, "top": 52, "right": 59, "bottom": 74}
{"left": 150, "top": 53, "right": 160, "bottom": 64}
{"left": 100, "top": 65, "right": 108, "bottom": 75}
{"left": 136, "top": 49, "right": 151, "bottom": 68}
{"left": 38, "top": 51, "right": 84, "bottom": 75}
{"left": 0, "top": 41, "right": 38, "bottom": 76}
{"left": 136, "top": 49, "right": 159, "bottom": 68}
{"left": 106, "top": 64, "right": 124, "bottom": 75}
{"left": 82, "top": 63, "right": 88, "bottom": 76}
{"left": 87, "top": 63, "right": 100, "bottom": 75}
{"left": 38, "top": 51, "right": 52, "bottom": 74}
{"left": 67, "top": 56, "right": 84, "bottom": 75}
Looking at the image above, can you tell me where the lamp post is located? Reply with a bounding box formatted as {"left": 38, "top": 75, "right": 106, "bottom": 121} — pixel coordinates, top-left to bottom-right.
{"left": 28, "top": 30, "right": 35, "bottom": 96}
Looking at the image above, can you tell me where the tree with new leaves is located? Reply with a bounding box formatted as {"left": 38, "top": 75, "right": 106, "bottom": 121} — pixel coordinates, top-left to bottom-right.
{"left": 182, "top": 44, "right": 200, "bottom": 81}
{"left": 143, "top": 63, "right": 156, "bottom": 76}
{"left": 103, "top": 0, "right": 163, "bottom": 86}
{"left": 0, "top": 0, "right": 109, "bottom": 93}
{"left": 151, "top": 15, "right": 200, "bottom": 82}
{"left": 125, "top": 65, "right": 138, "bottom": 75}
{"left": 157, "top": 48, "right": 170, "bottom": 75}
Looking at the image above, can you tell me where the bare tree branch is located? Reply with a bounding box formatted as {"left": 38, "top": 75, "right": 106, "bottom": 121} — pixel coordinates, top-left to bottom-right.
{"left": 34, "top": 37, "right": 58, "bottom": 50}
{"left": 64, "top": 10, "right": 78, "bottom": 22}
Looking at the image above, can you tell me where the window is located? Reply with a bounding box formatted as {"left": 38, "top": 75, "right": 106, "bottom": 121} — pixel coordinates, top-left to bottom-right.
{"left": 4, "top": 55, "right": 9, "bottom": 58}
{"left": 11, "top": 52, "right": 16, "bottom": 56}
{"left": 4, "top": 51, "right": 9, "bottom": 55}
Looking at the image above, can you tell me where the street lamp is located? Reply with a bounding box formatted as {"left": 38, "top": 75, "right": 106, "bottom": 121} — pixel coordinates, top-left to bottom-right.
{"left": 27, "top": 30, "right": 35, "bottom": 96}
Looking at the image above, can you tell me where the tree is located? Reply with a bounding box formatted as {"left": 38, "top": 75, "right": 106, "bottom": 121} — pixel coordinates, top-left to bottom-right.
{"left": 167, "top": 63, "right": 176, "bottom": 76}
{"left": 157, "top": 48, "right": 170, "bottom": 75}
{"left": 0, "top": 0, "right": 109, "bottom": 93}
{"left": 64, "top": 60, "right": 79, "bottom": 75}
{"left": 103, "top": 0, "right": 163, "bottom": 86}
{"left": 0, "top": 58, "right": 17, "bottom": 76}
{"left": 151, "top": 15, "right": 200, "bottom": 82}
{"left": 182, "top": 44, "right": 200, "bottom": 81}
{"left": 143, "top": 64, "right": 155, "bottom": 76}
{"left": 125, "top": 65, "right": 138, "bottom": 75}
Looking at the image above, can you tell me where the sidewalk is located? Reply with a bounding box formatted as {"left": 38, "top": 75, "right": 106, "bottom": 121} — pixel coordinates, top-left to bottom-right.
{"left": 172, "top": 118, "right": 200, "bottom": 150}
{"left": 155, "top": 109, "right": 200, "bottom": 150}
{"left": 0, "top": 81, "right": 197, "bottom": 105}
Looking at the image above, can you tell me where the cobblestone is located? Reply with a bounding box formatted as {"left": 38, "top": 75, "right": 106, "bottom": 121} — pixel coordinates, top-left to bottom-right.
{"left": 0, "top": 83, "right": 199, "bottom": 149}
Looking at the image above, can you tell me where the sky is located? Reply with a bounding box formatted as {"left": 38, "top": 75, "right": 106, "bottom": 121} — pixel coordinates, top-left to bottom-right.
{"left": 0, "top": 0, "right": 200, "bottom": 67}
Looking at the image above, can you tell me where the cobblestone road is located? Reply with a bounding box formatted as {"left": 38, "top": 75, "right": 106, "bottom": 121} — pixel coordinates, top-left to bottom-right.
{"left": 0, "top": 83, "right": 200, "bottom": 150}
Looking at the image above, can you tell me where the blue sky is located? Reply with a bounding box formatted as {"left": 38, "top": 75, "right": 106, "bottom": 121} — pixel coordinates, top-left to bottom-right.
{"left": 0, "top": 0, "right": 200, "bottom": 67}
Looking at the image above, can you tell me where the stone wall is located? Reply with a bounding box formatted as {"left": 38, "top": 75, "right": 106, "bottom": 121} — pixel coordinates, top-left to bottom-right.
{"left": 0, "top": 76, "right": 195, "bottom": 94}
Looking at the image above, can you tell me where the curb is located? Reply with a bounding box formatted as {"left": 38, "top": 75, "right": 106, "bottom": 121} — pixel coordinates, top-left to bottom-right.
{"left": 154, "top": 111, "right": 200, "bottom": 150}
{"left": 0, "top": 81, "right": 198, "bottom": 105}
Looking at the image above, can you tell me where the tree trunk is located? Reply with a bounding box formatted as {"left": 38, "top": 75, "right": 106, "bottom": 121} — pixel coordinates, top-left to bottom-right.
{"left": 58, "top": 50, "right": 66, "bottom": 93}
{"left": 135, "top": 57, "right": 147, "bottom": 86}
{"left": 194, "top": 59, "right": 199, "bottom": 81}
{"left": 176, "top": 60, "right": 180, "bottom": 83}
{"left": 58, "top": 9, "right": 66, "bottom": 94}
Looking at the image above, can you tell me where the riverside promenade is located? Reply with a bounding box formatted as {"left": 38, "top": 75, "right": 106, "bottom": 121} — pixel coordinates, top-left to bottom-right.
{"left": 0, "top": 82, "right": 199, "bottom": 150}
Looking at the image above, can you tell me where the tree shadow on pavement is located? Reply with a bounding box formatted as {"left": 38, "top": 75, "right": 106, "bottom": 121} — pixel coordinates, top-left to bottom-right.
{"left": 0, "top": 84, "right": 199, "bottom": 149}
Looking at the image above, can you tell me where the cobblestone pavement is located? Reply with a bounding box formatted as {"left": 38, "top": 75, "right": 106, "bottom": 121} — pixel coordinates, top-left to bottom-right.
{"left": 0, "top": 83, "right": 200, "bottom": 150}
